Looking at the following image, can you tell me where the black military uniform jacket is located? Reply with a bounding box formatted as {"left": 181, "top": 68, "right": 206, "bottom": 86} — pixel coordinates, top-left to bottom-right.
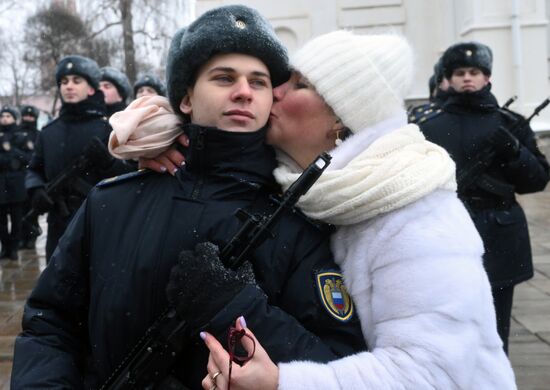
{"left": 25, "top": 92, "right": 130, "bottom": 221}
{"left": 0, "top": 123, "right": 34, "bottom": 204}
{"left": 12, "top": 125, "right": 366, "bottom": 389}
{"left": 105, "top": 101, "right": 127, "bottom": 118}
{"left": 19, "top": 121, "right": 40, "bottom": 143}
{"left": 408, "top": 88, "right": 450, "bottom": 124}
{"left": 417, "top": 85, "right": 549, "bottom": 287}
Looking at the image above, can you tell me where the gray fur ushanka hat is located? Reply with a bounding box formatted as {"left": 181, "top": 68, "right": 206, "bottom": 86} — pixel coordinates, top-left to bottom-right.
{"left": 101, "top": 66, "right": 132, "bottom": 102}
{"left": 56, "top": 55, "right": 101, "bottom": 90}
{"left": 1, "top": 105, "right": 19, "bottom": 121}
{"left": 134, "top": 73, "right": 166, "bottom": 97}
{"left": 20, "top": 105, "right": 39, "bottom": 119}
{"left": 166, "top": 5, "right": 289, "bottom": 116}
{"left": 442, "top": 42, "right": 493, "bottom": 79}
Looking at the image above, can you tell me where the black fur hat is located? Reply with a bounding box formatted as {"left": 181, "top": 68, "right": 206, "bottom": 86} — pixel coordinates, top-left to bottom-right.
{"left": 442, "top": 42, "right": 493, "bottom": 79}
{"left": 56, "top": 55, "right": 101, "bottom": 90}
{"left": 428, "top": 58, "right": 444, "bottom": 95}
{"left": 133, "top": 73, "right": 166, "bottom": 97}
{"left": 428, "top": 74, "right": 436, "bottom": 96}
{"left": 101, "top": 67, "right": 132, "bottom": 102}
{"left": 1, "top": 105, "right": 19, "bottom": 121}
{"left": 433, "top": 58, "right": 444, "bottom": 84}
{"left": 166, "top": 5, "right": 289, "bottom": 116}
{"left": 20, "top": 105, "right": 39, "bottom": 119}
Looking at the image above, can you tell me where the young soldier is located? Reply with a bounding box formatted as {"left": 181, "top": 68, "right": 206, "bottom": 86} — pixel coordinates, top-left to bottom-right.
{"left": 25, "top": 55, "right": 131, "bottom": 262}
{"left": 18, "top": 105, "right": 41, "bottom": 249}
{"left": 19, "top": 105, "right": 40, "bottom": 141}
{"left": 0, "top": 106, "right": 33, "bottom": 259}
{"left": 99, "top": 66, "right": 131, "bottom": 117}
{"left": 416, "top": 42, "right": 549, "bottom": 353}
{"left": 12, "top": 5, "right": 365, "bottom": 389}
{"left": 133, "top": 73, "right": 166, "bottom": 99}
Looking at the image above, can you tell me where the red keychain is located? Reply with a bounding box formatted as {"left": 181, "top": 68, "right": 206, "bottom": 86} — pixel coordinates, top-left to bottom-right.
{"left": 226, "top": 326, "right": 256, "bottom": 390}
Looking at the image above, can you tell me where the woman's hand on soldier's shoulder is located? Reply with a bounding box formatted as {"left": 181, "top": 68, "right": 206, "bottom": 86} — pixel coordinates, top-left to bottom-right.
{"left": 138, "top": 134, "right": 189, "bottom": 175}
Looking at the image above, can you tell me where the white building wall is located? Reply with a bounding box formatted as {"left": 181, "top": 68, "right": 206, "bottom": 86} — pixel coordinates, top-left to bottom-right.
{"left": 197, "top": 0, "right": 550, "bottom": 130}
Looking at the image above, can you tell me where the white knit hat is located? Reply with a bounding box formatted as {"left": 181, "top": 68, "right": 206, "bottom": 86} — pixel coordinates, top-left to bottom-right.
{"left": 290, "top": 30, "right": 413, "bottom": 133}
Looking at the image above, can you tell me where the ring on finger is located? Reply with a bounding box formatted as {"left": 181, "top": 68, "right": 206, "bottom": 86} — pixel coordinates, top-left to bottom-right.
{"left": 211, "top": 371, "right": 222, "bottom": 381}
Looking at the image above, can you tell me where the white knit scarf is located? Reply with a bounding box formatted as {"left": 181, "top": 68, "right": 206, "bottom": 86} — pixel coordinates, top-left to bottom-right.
{"left": 273, "top": 114, "right": 457, "bottom": 226}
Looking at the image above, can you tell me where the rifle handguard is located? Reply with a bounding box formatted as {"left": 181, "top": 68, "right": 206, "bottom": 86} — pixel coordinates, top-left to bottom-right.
{"left": 220, "top": 152, "right": 332, "bottom": 270}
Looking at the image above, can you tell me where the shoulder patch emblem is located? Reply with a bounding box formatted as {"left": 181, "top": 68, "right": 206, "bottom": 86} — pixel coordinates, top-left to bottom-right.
{"left": 316, "top": 271, "right": 354, "bottom": 322}
{"left": 97, "top": 169, "right": 151, "bottom": 188}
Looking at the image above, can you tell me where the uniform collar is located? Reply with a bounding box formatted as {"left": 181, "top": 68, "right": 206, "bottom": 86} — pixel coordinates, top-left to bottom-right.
{"left": 59, "top": 91, "right": 107, "bottom": 121}
{"left": 443, "top": 84, "right": 498, "bottom": 113}
{"left": 106, "top": 101, "right": 127, "bottom": 117}
{"left": 0, "top": 123, "right": 18, "bottom": 132}
{"left": 182, "top": 123, "right": 278, "bottom": 190}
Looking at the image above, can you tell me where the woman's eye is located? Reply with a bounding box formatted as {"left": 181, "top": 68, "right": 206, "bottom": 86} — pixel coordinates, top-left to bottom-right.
{"left": 295, "top": 82, "right": 308, "bottom": 89}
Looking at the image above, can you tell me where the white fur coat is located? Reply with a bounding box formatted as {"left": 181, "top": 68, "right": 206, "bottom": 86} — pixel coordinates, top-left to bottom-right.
{"left": 277, "top": 116, "right": 516, "bottom": 389}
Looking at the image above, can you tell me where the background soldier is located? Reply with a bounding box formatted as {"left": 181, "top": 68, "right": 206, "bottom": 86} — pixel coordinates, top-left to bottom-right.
{"left": 18, "top": 105, "right": 41, "bottom": 249}
{"left": 25, "top": 55, "right": 131, "bottom": 262}
{"left": 415, "top": 41, "right": 550, "bottom": 353}
{"left": 409, "top": 58, "right": 449, "bottom": 124}
{"left": 99, "top": 66, "right": 131, "bottom": 117}
{"left": 133, "top": 73, "right": 166, "bottom": 99}
{"left": 19, "top": 105, "right": 40, "bottom": 141}
{"left": 0, "top": 106, "right": 33, "bottom": 260}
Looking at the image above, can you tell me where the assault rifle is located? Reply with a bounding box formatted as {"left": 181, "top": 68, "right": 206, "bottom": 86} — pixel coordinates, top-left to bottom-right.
{"left": 502, "top": 95, "right": 517, "bottom": 109}
{"left": 21, "top": 137, "right": 107, "bottom": 238}
{"left": 456, "top": 97, "right": 550, "bottom": 192}
{"left": 100, "top": 152, "right": 332, "bottom": 390}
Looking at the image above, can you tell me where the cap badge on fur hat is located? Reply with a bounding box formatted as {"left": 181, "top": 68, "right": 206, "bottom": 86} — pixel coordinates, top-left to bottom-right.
{"left": 441, "top": 41, "right": 492, "bottom": 78}
{"left": 67, "top": 62, "right": 73, "bottom": 69}
{"left": 235, "top": 19, "right": 246, "bottom": 29}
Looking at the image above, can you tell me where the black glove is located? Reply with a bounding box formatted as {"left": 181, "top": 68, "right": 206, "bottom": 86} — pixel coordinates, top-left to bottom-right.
{"left": 83, "top": 137, "right": 115, "bottom": 170}
{"left": 166, "top": 242, "right": 256, "bottom": 330}
{"left": 31, "top": 187, "right": 54, "bottom": 214}
{"left": 489, "top": 126, "right": 520, "bottom": 161}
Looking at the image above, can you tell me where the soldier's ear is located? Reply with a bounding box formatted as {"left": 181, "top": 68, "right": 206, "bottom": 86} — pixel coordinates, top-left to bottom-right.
{"left": 87, "top": 86, "right": 95, "bottom": 96}
{"left": 179, "top": 89, "right": 194, "bottom": 115}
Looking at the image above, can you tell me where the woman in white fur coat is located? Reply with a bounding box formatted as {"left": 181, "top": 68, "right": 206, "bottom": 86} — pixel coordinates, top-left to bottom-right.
{"left": 199, "top": 31, "right": 517, "bottom": 390}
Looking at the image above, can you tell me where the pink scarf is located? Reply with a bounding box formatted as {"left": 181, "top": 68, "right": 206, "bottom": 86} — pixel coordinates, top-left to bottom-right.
{"left": 108, "top": 96, "right": 183, "bottom": 159}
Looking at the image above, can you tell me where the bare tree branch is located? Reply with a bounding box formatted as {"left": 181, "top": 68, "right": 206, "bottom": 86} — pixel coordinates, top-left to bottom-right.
{"left": 89, "top": 21, "right": 123, "bottom": 39}
{"left": 0, "top": 0, "right": 18, "bottom": 14}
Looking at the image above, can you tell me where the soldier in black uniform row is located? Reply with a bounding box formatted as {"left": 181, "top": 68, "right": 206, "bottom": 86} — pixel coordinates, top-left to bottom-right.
{"left": 11, "top": 5, "right": 365, "bottom": 389}
{"left": 18, "top": 105, "right": 41, "bottom": 249}
{"left": 0, "top": 106, "right": 34, "bottom": 260}
{"left": 19, "top": 105, "right": 40, "bottom": 142}
{"left": 133, "top": 73, "right": 166, "bottom": 99}
{"left": 414, "top": 42, "right": 550, "bottom": 353}
{"left": 408, "top": 58, "right": 450, "bottom": 124}
{"left": 25, "top": 55, "right": 132, "bottom": 262}
{"left": 99, "top": 66, "right": 131, "bottom": 117}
